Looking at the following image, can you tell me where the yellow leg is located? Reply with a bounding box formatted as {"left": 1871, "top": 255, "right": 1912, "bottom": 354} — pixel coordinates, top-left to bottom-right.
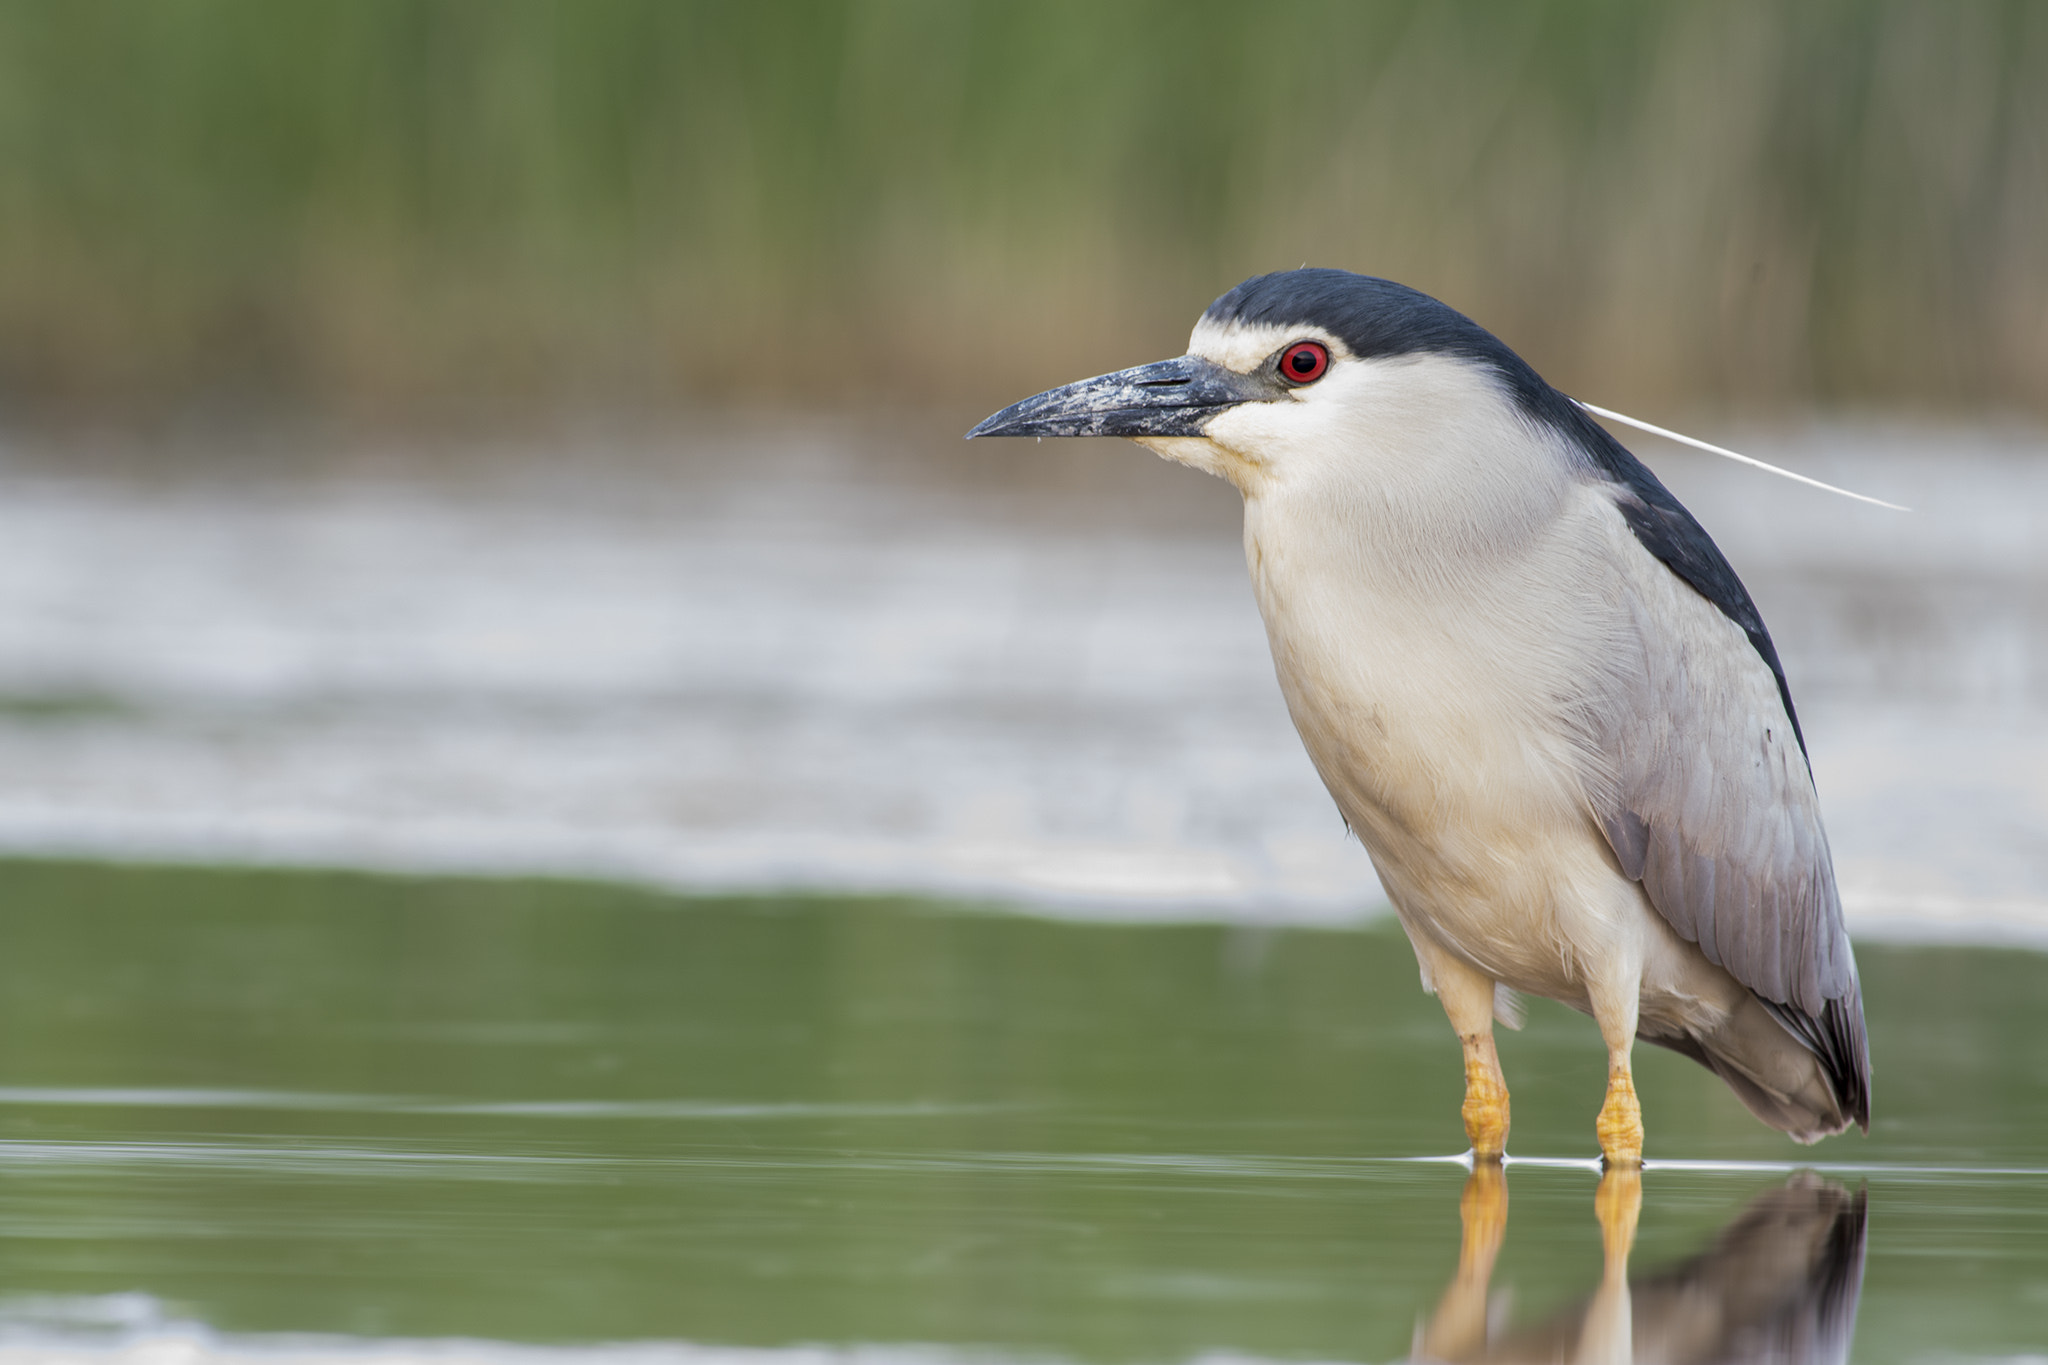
{"left": 1585, "top": 949, "right": 1646, "bottom": 1168}
{"left": 1411, "top": 936, "right": 1510, "bottom": 1160}
{"left": 1596, "top": 1061, "right": 1644, "bottom": 1167}
{"left": 1461, "top": 1033, "right": 1511, "bottom": 1161}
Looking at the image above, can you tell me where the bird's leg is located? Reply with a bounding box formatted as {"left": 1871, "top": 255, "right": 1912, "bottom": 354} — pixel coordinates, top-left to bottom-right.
{"left": 1596, "top": 1060, "right": 1644, "bottom": 1167}
{"left": 1462, "top": 1033, "right": 1511, "bottom": 1162}
{"left": 1588, "top": 968, "right": 1645, "bottom": 1167}
{"left": 1431, "top": 954, "right": 1510, "bottom": 1160}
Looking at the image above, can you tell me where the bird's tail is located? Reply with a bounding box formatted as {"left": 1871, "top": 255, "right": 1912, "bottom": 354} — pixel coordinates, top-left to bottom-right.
{"left": 1643, "top": 992, "right": 1862, "bottom": 1145}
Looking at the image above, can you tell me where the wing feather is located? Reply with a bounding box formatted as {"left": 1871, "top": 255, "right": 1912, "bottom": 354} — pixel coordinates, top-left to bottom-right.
{"left": 1592, "top": 495, "right": 1870, "bottom": 1127}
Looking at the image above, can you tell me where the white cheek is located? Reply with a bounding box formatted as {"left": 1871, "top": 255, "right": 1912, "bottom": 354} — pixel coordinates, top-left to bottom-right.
{"left": 1204, "top": 374, "right": 1373, "bottom": 474}
{"left": 1202, "top": 357, "right": 1509, "bottom": 492}
{"left": 1202, "top": 401, "right": 1292, "bottom": 455}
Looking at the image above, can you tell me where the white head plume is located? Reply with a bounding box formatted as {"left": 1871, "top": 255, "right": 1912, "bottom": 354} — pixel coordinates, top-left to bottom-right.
{"left": 1576, "top": 402, "right": 1910, "bottom": 512}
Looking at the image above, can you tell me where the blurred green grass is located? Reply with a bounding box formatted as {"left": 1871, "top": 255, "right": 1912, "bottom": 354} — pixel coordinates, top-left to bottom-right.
{"left": 0, "top": 0, "right": 2040, "bottom": 418}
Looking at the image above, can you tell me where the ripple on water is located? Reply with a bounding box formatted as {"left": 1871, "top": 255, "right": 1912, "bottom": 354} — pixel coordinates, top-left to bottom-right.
{"left": 0, "top": 862, "right": 2041, "bottom": 1359}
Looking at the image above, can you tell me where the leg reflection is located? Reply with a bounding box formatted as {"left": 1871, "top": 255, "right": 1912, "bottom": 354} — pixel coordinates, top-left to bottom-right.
{"left": 1407, "top": 1167, "right": 1865, "bottom": 1364}
{"left": 1574, "top": 1169, "right": 1642, "bottom": 1365}
{"left": 1415, "top": 1165, "right": 1508, "bottom": 1361}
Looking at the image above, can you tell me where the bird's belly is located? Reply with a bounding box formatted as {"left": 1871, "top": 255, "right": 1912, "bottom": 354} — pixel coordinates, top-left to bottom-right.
{"left": 1281, "top": 654, "right": 1746, "bottom": 1034}
{"left": 1243, "top": 479, "right": 1683, "bottom": 1001}
{"left": 1270, "top": 635, "right": 1627, "bottom": 999}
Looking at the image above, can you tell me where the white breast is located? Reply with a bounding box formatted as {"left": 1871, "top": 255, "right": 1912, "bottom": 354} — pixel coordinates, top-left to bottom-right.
{"left": 1222, "top": 358, "right": 1647, "bottom": 991}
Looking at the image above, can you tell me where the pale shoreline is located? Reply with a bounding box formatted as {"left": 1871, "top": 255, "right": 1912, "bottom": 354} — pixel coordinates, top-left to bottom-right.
{"left": 0, "top": 417, "right": 2040, "bottom": 950}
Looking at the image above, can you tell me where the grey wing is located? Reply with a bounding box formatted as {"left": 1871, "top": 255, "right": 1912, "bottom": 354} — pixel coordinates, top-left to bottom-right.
{"left": 1593, "top": 541, "right": 1869, "bottom": 1124}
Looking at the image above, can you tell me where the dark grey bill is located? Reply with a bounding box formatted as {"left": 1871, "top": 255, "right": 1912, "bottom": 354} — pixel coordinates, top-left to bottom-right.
{"left": 966, "top": 355, "right": 1276, "bottom": 439}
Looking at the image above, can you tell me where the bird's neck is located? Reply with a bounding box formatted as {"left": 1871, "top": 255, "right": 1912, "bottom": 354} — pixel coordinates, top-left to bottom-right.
{"left": 1241, "top": 411, "right": 1582, "bottom": 604}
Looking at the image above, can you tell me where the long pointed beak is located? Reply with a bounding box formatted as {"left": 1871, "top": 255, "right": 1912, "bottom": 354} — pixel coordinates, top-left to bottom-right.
{"left": 966, "top": 355, "right": 1274, "bottom": 439}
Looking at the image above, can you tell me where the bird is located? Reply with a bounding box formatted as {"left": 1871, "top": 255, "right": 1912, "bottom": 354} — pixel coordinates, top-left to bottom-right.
{"left": 968, "top": 268, "right": 1870, "bottom": 1165}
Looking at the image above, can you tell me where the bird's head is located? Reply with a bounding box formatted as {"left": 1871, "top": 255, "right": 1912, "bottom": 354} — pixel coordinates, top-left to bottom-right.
{"left": 968, "top": 268, "right": 1557, "bottom": 498}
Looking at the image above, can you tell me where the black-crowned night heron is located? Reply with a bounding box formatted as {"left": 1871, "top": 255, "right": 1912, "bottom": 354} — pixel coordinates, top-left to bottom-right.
{"left": 969, "top": 268, "right": 1870, "bottom": 1165}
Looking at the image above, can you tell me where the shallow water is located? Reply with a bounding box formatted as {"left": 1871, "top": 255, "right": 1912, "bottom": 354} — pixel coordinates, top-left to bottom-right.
{"left": 0, "top": 861, "right": 2043, "bottom": 1362}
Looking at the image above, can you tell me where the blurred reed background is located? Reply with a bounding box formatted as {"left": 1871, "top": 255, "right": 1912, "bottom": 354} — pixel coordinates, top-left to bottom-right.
{"left": 0, "top": 0, "right": 2042, "bottom": 423}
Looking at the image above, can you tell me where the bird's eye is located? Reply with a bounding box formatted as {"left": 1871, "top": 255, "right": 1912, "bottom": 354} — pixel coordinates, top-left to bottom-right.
{"left": 1279, "top": 341, "right": 1329, "bottom": 384}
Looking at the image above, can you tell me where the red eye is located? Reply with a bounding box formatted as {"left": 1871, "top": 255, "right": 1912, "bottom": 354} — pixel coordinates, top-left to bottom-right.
{"left": 1280, "top": 341, "right": 1329, "bottom": 384}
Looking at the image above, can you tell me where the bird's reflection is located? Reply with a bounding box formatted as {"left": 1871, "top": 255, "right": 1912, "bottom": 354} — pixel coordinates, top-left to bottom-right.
{"left": 1410, "top": 1168, "right": 1866, "bottom": 1364}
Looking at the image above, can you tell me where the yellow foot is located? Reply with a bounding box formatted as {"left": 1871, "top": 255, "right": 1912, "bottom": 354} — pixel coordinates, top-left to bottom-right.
{"left": 1593, "top": 1166, "right": 1642, "bottom": 1263}
{"left": 1596, "top": 1070, "right": 1643, "bottom": 1166}
{"left": 1462, "top": 1052, "right": 1510, "bottom": 1160}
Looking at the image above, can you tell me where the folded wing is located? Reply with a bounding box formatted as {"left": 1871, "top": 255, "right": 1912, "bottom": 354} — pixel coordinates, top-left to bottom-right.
{"left": 1590, "top": 476, "right": 1870, "bottom": 1129}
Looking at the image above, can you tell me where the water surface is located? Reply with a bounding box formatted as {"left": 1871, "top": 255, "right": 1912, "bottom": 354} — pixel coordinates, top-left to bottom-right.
{"left": 0, "top": 860, "right": 2042, "bottom": 1362}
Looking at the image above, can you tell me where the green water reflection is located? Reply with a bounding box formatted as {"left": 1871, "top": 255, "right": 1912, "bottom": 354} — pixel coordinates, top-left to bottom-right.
{"left": 0, "top": 861, "right": 2043, "bottom": 1359}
